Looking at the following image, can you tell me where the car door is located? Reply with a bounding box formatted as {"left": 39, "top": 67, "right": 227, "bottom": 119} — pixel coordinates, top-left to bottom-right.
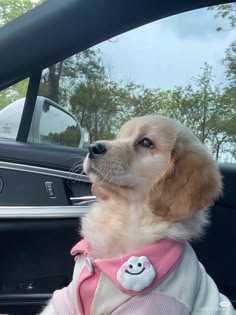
{"left": 0, "top": 76, "right": 92, "bottom": 315}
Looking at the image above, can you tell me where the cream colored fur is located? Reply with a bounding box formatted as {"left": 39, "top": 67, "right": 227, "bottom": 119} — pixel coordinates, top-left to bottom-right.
{"left": 39, "top": 115, "right": 222, "bottom": 314}
{"left": 82, "top": 115, "right": 222, "bottom": 259}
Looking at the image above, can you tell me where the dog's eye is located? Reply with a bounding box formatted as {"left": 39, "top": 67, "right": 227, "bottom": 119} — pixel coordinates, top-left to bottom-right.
{"left": 138, "top": 138, "right": 154, "bottom": 149}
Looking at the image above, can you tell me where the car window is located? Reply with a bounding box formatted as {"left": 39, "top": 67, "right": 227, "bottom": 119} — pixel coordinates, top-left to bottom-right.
{"left": 38, "top": 4, "right": 235, "bottom": 163}
{"left": 0, "top": 78, "right": 29, "bottom": 140}
{"left": 1, "top": 3, "right": 235, "bottom": 161}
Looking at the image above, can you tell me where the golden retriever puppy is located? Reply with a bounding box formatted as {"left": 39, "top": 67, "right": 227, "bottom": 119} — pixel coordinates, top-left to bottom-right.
{"left": 39, "top": 115, "right": 235, "bottom": 315}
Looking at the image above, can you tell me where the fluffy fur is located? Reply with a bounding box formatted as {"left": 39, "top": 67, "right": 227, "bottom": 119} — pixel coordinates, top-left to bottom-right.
{"left": 39, "top": 114, "right": 222, "bottom": 315}
{"left": 82, "top": 115, "right": 222, "bottom": 259}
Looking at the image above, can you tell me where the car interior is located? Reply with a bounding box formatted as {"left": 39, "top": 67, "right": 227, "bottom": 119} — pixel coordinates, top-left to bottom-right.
{"left": 0, "top": 0, "right": 235, "bottom": 314}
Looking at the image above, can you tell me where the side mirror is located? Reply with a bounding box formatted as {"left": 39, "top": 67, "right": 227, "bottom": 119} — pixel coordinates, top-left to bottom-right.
{"left": 0, "top": 96, "right": 84, "bottom": 148}
{"left": 28, "top": 96, "right": 83, "bottom": 147}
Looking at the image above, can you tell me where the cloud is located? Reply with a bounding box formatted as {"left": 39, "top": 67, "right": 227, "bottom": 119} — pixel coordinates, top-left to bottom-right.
{"left": 161, "top": 7, "right": 229, "bottom": 40}
{"left": 96, "top": 7, "right": 236, "bottom": 90}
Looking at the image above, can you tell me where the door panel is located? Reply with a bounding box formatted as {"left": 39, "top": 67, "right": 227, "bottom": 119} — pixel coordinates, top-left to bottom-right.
{"left": 0, "top": 140, "right": 91, "bottom": 314}
{"left": 0, "top": 218, "right": 82, "bottom": 315}
{"left": 0, "top": 140, "right": 91, "bottom": 207}
{"left": 0, "top": 140, "right": 88, "bottom": 171}
{"left": 0, "top": 165, "right": 90, "bottom": 207}
{"left": 0, "top": 168, "right": 69, "bottom": 206}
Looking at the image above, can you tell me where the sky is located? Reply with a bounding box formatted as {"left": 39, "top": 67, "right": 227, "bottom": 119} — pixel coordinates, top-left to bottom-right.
{"left": 95, "top": 7, "right": 236, "bottom": 90}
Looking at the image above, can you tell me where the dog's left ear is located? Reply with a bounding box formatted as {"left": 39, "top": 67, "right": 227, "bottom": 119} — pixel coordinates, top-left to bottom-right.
{"left": 148, "top": 137, "right": 222, "bottom": 221}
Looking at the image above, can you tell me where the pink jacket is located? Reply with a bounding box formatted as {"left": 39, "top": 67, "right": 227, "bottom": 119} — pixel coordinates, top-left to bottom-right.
{"left": 52, "top": 239, "right": 235, "bottom": 315}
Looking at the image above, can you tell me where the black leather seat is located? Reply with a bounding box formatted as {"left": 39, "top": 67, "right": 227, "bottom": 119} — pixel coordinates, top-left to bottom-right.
{"left": 191, "top": 164, "right": 236, "bottom": 308}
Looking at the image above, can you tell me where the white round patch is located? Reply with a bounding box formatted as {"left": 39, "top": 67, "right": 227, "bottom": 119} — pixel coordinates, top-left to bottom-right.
{"left": 117, "top": 256, "right": 156, "bottom": 292}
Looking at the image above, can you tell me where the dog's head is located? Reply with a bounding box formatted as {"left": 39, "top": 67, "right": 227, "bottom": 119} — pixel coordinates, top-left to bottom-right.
{"left": 83, "top": 115, "right": 222, "bottom": 221}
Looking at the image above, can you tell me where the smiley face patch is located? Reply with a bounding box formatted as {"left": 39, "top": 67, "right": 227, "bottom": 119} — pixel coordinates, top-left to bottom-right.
{"left": 117, "top": 256, "right": 156, "bottom": 292}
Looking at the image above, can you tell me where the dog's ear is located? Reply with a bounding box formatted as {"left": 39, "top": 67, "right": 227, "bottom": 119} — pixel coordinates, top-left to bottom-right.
{"left": 148, "top": 137, "right": 222, "bottom": 221}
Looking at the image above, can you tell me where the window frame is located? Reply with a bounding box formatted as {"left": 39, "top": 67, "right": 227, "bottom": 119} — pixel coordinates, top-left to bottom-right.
{"left": 16, "top": 72, "right": 42, "bottom": 142}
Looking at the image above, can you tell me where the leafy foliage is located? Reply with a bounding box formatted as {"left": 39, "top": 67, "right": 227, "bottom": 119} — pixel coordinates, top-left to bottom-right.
{"left": 47, "top": 126, "right": 81, "bottom": 147}
{"left": 0, "top": 79, "right": 29, "bottom": 110}
{"left": 0, "top": 0, "right": 38, "bottom": 26}
{"left": 208, "top": 3, "right": 236, "bottom": 31}
{"left": 0, "top": 0, "right": 41, "bottom": 108}
{"left": 223, "top": 41, "right": 236, "bottom": 88}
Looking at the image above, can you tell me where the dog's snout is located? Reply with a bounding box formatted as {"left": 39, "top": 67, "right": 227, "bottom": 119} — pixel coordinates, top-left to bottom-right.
{"left": 89, "top": 142, "right": 107, "bottom": 159}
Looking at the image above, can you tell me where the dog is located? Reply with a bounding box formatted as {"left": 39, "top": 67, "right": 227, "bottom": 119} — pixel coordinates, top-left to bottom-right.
{"left": 39, "top": 115, "right": 235, "bottom": 314}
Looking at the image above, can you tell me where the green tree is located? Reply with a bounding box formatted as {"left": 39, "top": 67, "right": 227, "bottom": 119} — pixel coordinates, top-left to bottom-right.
{"left": 209, "top": 3, "right": 236, "bottom": 102}
{"left": 71, "top": 78, "right": 126, "bottom": 142}
{"left": 208, "top": 3, "right": 236, "bottom": 160}
{"left": 124, "top": 63, "right": 236, "bottom": 161}
{"left": 0, "top": 0, "right": 42, "bottom": 27}
{"left": 223, "top": 41, "right": 236, "bottom": 88}
{"left": 39, "top": 49, "right": 102, "bottom": 104}
{"left": 47, "top": 126, "right": 81, "bottom": 147}
{"left": 0, "top": 78, "right": 29, "bottom": 110}
{"left": 0, "top": 0, "right": 42, "bottom": 109}
{"left": 208, "top": 3, "right": 236, "bottom": 31}
{"left": 169, "top": 64, "right": 235, "bottom": 160}
{"left": 117, "top": 83, "right": 162, "bottom": 119}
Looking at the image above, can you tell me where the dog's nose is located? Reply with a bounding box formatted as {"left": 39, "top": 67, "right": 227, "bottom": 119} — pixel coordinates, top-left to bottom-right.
{"left": 88, "top": 142, "right": 107, "bottom": 159}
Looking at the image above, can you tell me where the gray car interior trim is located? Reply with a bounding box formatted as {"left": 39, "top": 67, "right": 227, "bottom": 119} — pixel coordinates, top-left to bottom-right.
{"left": 0, "top": 161, "right": 90, "bottom": 182}
{"left": 0, "top": 205, "right": 90, "bottom": 218}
